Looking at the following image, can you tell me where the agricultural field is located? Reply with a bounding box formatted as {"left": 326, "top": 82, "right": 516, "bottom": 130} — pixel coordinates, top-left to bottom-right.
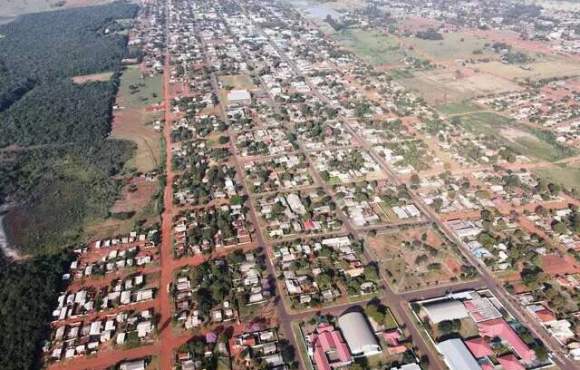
{"left": 367, "top": 227, "right": 477, "bottom": 292}
{"left": 334, "top": 28, "right": 404, "bottom": 66}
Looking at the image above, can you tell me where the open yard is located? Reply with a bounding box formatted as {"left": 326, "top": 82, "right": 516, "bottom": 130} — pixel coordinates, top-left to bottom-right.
{"left": 367, "top": 227, "right": 474, "bottom": 292}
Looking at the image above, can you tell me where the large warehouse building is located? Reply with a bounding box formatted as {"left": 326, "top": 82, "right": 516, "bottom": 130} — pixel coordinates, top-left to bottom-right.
{"left": 337, "top": 312, "right": 382, "bottom": 358}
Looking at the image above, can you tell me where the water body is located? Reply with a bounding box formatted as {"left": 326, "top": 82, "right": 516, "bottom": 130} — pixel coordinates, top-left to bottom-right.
{"left": 0, "top": 205, "right": 20, "bottom": 259}
{"left": 289, "top": 0, "right": 340, "bottom": 19}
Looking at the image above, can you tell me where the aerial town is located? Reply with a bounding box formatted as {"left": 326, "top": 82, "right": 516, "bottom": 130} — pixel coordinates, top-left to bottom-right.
{"left": 0, "top": 0, "right": 579, "bottom": 369}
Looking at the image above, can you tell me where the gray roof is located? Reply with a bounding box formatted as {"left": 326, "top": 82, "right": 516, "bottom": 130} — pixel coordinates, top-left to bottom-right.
{"left": 423, "top": 299, "right": 469, "bottom": 323}
{"left": 337, "top": 312, "right": 381, "bottom": 357}
{"left": 437, "top": 338, "right": 480, "bottom": 370}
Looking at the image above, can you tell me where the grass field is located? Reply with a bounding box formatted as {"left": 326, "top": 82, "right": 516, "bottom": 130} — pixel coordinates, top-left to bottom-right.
{"left": 113, "top": 66, "right": 163, "bottom": 173}
{"left": 534, "top": 165, "right": 580, "bottom": 192}
{"left": 476, "top": 58, "right": 580, "bottom": 82}
{"left": 334, "top": 28, "right": 404, "bottom": 65}
{"left": 437, "top": 100, "right": 484, "bottom": 115}
{"left": 118, "top": 65, "right": 163, "bottom": 109}
{"left": 399, "top": 70, "right": 521, "bottom": 105}
{"left": 458, "top": 112, "right": 576, "bottom": 162}
{"left": 219, "top": 74, "right": 256, "bottom": 90}
{"left": 400, "top": 32, "right": 494, "bottom": 62}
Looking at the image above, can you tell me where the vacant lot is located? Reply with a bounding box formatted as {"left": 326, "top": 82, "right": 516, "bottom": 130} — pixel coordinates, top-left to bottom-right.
{"left": 458, "top": 112, "right": 576, "bottom": 162}
{"left": 400, "top": 32, "right": 494, "bottom": 62}
{"left": 334, "top": 28, "right": 404, "bottom": 65}
{"left": 367, "top": 227, "right": 470, "bottom": 292}
{"left": 118, "top": 65, "right": 163, "bottom": 109}
{"left": 112, "top": 66, "right": 163, "bottom": 173}
{"left": 71, "top": 71, "right": 113, "bottom": 84}
{"left": 219, "top": 74, "right": 256, "bottom": 90}
{"left": 476, "top": 58, "right": 580, "bottom": 82}
{"left": 400, "top": 69, "right": 520, "bottom": 105}
{"left": 534, "top": 165, "right": 580, "bottom": 192}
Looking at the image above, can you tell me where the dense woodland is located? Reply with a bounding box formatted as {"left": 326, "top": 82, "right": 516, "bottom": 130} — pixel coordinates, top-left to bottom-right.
{"left": 0, "top": 3, "right": 139, "bottom": 368}
{"left": 0, "top": 2, "right": 139, "bottom": 253}
{"left": 0, "top": 251, "right": 72, "bottom": 370}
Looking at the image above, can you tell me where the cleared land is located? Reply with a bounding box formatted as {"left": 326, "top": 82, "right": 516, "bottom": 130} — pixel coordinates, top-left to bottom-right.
{"left": 71, "top": 71, "right": 114, "bottom": 84}
{"left": 400, "top": 70, "right": 521, "bottom": 105}
{"left": 334, "top": 28, "right": 404, "bottom": 65}
{"left": 400, "top": 32, "right": 494, "bottom": 62}
{"left": 457, "top": 112, "right": 577, "bottom": 162}
{"left": 118, "top": 65, "right": 163, "bottom": 109}
{"left": 367, "top": 227, "right": 469, "bottom": 292}
{"left": 476, "top": 58, "right": 580, "bottom": 82}
{"left": 534, "top": 165, "right": 580, "bottom": 192}
{"left": 112, "top": 65, "right": 163, "bottom": 173}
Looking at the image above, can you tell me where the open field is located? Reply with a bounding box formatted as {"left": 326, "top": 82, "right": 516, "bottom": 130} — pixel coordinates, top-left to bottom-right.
{"left": 71, "top": 71, "right": 114, "bottom": 84}
{"left": 458, "top": 112, "right": 577, "bottom": 162}
{"left": 367, "top": 227, "right": 470, "bottom": 292}
{"left": 118, "top": 65, "right": 163, "bottom": 109}
{"left": 113, "top": 66, "right": 163, "bottom": 173}
{"left": 437, "top": 100, "right": 483, "bottom": 115}
{"left": 400, "top": 70, "right": 521, "bottom": 105}
{"left": 476, "top": 58, "right": 580, "bottom": 81}
{"left": 334, "top": 28, "right": 404, "bottom": 65}
{"left": 400, "top": 32, "right": 495, "bottom": 62}
{"left": 219, "top": 74, "right": 256, "bottom": 90}
{"left": 534, "top": 165, "right": 580, "bottom": 192}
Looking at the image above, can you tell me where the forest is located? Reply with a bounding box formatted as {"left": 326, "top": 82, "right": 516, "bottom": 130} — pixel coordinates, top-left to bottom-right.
{"left": 0, "top": 251, "right": 73, "bottom": 370}
{"left": 0, "top": 2, "right": 141, "bottom": 369}
{"left": 0, "top": 1, "right": 139, "bottom": 253}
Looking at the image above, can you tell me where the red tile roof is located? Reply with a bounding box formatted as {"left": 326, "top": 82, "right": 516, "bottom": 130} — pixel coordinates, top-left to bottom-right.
{"left": 312, "top": 323, "right": 352, "bottom": 370}
{"left": 465, "top": 337, "right": 493, "bottom": 358}
{"left": 477, "top": 318, "right": 535, "bottom": 362}
{"left": 498, "top": 354, "right": 525, "bottom": 370}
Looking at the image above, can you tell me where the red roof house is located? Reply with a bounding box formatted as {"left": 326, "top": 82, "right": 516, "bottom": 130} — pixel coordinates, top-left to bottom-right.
{"left": 310, "top": 323, "right": 352, "bottom": 370}
{"left": 477, "top": 318, "right": 535, "bottom": 362}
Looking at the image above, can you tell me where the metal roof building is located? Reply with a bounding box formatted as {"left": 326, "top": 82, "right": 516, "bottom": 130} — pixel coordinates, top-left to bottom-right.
{"left": 437, "top": 338, "right": 480, "bottom": 370}
{"left": 337, "top": 312, "right": 381, "bottom": 357}
{"left": 423, "top": 299, "right": 469, "bottom": 324}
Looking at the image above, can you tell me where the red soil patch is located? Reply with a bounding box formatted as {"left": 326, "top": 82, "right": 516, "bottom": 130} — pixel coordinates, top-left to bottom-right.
{"left": 540, "top": 254, "right": 580, "bottom": 276}
{"left": 111, "top": 177, "right": 158, "bottom": 213}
